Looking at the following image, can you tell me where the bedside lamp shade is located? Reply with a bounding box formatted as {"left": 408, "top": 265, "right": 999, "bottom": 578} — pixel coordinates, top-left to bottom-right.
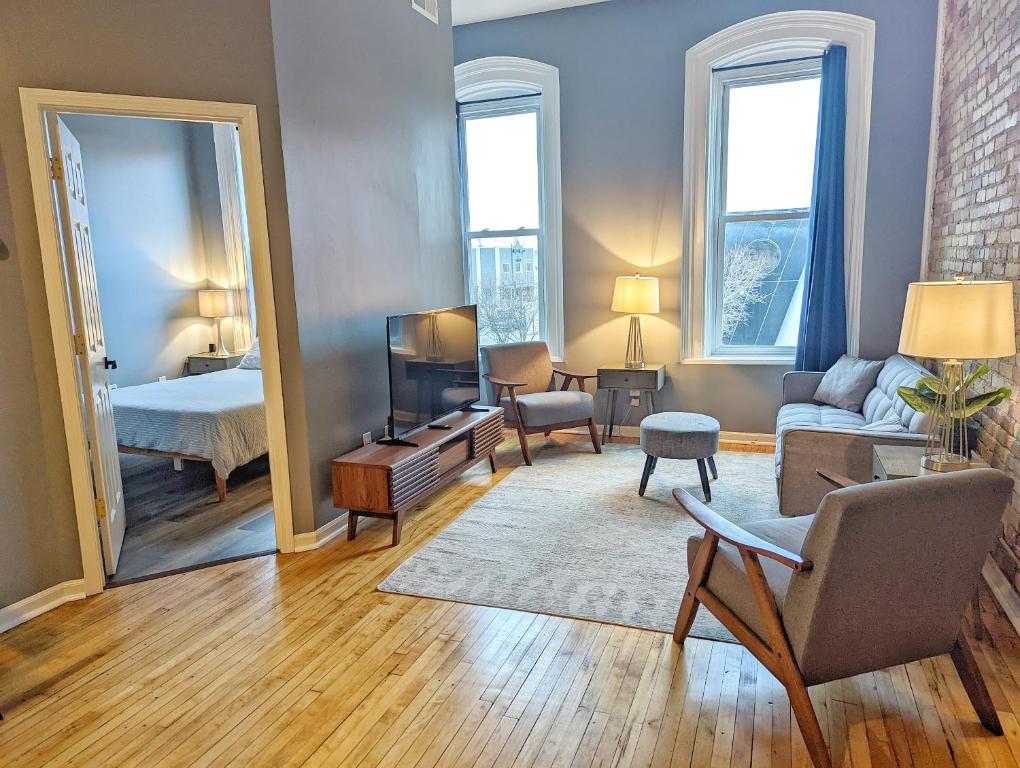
{"left": 198, "top": 288, "right": 232, "bottom": 319}
{"left": 612, "top": 275, "right": 660, "bottom": 315}
{"left": 898, "top": 280, "right": 1015, "bottom": 360}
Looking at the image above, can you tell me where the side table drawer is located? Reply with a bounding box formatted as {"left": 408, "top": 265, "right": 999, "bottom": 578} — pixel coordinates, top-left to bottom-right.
{"left": 598, "top": 367, "right": 664, "bottom": 390}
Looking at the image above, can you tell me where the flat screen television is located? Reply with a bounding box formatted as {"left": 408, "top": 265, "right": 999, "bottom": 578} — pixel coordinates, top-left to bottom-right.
{"left": 385, "top": 304, "right": 480, "bottom": 441}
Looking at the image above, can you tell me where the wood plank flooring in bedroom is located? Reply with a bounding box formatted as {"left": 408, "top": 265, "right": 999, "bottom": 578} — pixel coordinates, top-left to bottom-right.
{"left": 109, "top": 453, "right": 275, "bottom": 584}
{"left": 2, "top": 433, "right": 1019, "bottom": 767}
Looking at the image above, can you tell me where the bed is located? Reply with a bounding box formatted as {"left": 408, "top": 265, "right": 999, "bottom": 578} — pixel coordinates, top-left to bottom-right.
{"left": 111, "top": 367, "right": 267, "bottom": 501}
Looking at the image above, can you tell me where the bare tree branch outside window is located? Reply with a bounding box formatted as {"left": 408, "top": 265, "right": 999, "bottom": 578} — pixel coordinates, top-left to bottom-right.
{"left": 475, "top": 238, "right": 540, "bottom": 344}
{"left": 721, "top": 240, "right": 780, "bottom": 342}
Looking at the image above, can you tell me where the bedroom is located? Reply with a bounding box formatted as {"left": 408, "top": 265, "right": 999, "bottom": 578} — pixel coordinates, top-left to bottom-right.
{"left": 55, "top": 112, "right": 279, "bottom": 584}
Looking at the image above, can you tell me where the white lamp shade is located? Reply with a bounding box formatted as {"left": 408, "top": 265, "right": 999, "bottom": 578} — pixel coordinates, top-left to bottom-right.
{"left": 898, "top": 280, "right": 1015, "bottom": 360}
{"left": 198, "top": 288, "right": 232, "bottom": 319}
{"left": 612, "top": 274, "right": 660, "bottom": 314}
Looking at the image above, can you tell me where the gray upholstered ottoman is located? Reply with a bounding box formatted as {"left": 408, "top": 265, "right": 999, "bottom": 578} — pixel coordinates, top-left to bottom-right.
{"left": 638, "top": 412, "right": 721, "bottom": 500}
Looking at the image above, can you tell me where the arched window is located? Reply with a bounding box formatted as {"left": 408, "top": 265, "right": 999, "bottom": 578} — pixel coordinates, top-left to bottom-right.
{"left": 454, "top": 57, "right": 564, "bottom": 359}
{"left": 680, "top": 12, "right": 874, "bottom": 362}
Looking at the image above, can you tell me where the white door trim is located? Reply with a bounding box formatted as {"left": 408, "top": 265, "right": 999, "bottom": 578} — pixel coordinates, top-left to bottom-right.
{"left": 20, "top": 88, "right": 296, "bottom": 596}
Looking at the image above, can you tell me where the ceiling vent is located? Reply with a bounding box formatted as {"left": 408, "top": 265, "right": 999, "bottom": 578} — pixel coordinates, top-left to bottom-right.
{"left": 412, "top": 0, "right": 439, "bottom": 23}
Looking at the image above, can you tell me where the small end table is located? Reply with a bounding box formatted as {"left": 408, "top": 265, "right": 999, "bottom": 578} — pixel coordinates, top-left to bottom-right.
{"left": 597, "top": 363, "right": 666, "bottom": 442}
{"left": 872, "top": 444, "right": 988, "bottom": 481}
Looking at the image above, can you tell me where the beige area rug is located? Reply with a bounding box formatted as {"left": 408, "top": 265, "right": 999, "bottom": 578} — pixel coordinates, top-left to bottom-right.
{"left": 378, "top": 442, "right": 780, "bottom": 642}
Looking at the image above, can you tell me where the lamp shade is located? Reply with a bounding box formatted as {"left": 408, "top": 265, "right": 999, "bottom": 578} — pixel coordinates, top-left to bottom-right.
{"left": 898, "top": 280, "right": 1015, "bottom": 360}
{"left": 612, "top": 274, "right": 660, "bottom": 314}
{"left": 198, "top": 288, "right": 232, "bottom": 319}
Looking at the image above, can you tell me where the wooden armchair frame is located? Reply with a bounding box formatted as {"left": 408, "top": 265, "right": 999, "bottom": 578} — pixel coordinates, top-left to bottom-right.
{"left": 484, "top": 367, "right": 601, "bottom": 465}
{"left": 673, "top": 469, "right": 1003, "bottom": 768}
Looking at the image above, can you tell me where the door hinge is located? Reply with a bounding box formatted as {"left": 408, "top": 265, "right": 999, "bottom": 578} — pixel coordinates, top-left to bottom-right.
{"left": 49, "top": 155, "right": 64, "bottom": 182}
{"left": 73, "top": 333, "right": 87, "bottom": 356}
{"left": 95, "top": 498, "right": 107, "bottom": 519}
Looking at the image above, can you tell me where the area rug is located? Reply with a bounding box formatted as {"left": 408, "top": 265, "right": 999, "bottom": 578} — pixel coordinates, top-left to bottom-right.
{"left": 378, "top": 441, "right": 780, "bottom": 642}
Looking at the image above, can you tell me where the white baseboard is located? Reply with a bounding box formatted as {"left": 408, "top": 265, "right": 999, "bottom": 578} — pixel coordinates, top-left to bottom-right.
{"left": 0, "top": 579, "right": 87, "bottom": 635}
{"left": 293, "top": 514, "right": 348, "bottom": 552}
{"left": 563, "top": 425, "right": 775, "bottom": 447}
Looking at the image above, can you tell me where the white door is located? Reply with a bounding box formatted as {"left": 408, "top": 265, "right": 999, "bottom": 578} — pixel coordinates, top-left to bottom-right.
{"left": 48, "top": 114, "right": 126, "bottom": 576}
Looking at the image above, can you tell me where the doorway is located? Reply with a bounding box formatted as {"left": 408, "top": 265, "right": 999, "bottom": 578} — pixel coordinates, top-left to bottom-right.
{"left": 21, "top": 90, "right": 294, "bottom": 594}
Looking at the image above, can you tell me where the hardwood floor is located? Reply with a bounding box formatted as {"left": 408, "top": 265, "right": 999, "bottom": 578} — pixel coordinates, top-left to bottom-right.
{"left": 109, "top": 454, "right": 275, "bottom": 585}
{"left": 1, "top": 433, "right": 1018, "bottom": 767}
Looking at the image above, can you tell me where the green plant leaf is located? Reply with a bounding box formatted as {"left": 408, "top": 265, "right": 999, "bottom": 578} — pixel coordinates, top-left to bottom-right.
{"left": 897, "top": 386, "right": 937, "bottom": 413}
{"left": 917, "top": 376, "right": 946, "bottom": 394}
{"left": 962, "top": 363, "right": 991, "bottom": 390}
{"left": 950, "top": 387, "right": 1012, "bottom": 418}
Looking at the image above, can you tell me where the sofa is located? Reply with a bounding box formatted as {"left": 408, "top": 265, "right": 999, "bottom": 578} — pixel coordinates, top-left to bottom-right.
{"left": 776, "top": 354, "right": 931, "bottom": 517}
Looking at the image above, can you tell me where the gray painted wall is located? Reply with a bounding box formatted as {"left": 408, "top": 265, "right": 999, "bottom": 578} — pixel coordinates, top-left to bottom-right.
{"left": 270, "top": 0, "right": 463, "bottom": 530}
{"left": 0, "top": 0, "right": 311, "bottom": 608}
{"left": 455, "top": 0, "right": 938, "bottom": 433}
{"left": 61, "top": 115, "right": 216, "bottom": 386}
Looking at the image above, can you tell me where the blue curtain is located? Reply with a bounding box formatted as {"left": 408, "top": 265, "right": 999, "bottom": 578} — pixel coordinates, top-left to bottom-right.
{"left": 795, "top": 44, "right": 848, "bottom": 372}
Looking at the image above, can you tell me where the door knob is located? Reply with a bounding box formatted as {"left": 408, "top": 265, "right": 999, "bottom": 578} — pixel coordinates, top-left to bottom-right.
{"left": 103, "top": 357, "right": 118, "bottom": 370}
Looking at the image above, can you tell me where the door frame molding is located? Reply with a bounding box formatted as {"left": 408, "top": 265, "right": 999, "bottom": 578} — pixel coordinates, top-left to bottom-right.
{"left": 20, "top": 88, "right": 296, "bottom": 595}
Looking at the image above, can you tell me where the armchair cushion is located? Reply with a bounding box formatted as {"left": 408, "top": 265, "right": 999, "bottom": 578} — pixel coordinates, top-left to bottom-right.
{"left": 686, "top": 515, "right": 813, "bottom": 642}
{"left": 501, "top": 390, "right": 594, "bottom": 427}
{"left": 480, "top": 342, "right": 555, "bottom": 400}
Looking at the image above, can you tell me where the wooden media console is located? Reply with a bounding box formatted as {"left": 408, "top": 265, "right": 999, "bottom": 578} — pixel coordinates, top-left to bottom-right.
{"left": 331, "top": 406, "right": 504, "bottom": 546}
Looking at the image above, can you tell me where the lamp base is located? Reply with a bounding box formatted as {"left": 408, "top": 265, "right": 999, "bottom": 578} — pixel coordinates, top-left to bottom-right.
{"left": 921, "top": 453, "right": 971, "bottom": 472}
{"left": 624, "top": 315, "right": 645, "bottom": 369}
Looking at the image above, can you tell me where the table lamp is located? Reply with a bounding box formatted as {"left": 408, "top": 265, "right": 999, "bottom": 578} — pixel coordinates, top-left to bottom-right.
{"left": 198, "top": 288, "right": 234, "bottom": 357}
{"left": 612, "top": 274, "right": 660, "bottom": 369}
{"left": 898, "top": 276, "right": 1015, "bottom": 470}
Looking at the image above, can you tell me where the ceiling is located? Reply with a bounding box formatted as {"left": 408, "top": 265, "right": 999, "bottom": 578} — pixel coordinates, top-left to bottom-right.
{"left": 451, "top": 0, "right": 613, "bottom": 26}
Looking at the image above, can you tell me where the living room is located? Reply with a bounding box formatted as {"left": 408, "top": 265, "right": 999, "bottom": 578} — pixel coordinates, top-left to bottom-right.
{"left": 1, "top": 0, "right": 1019, "bottom": 765}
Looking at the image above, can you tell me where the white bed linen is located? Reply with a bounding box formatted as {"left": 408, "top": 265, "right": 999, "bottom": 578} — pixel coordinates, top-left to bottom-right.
{"left": 111, "top": 368, "right": 267, "bottom": 478}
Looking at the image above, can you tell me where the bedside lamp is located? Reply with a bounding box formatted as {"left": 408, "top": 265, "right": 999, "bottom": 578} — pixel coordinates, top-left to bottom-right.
{"left": 198, "top": 288, "right": 233, "bottom": 357}
{"left": 898, "top": 276, "right": 1015, "bottom": 470}
{"left": 612, "top": 274, "right": 660, "bottom": 369}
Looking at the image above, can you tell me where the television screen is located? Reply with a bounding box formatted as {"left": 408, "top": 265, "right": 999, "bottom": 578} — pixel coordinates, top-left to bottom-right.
{"left": 386, "top": 304, "right": 480, "bottom": 438}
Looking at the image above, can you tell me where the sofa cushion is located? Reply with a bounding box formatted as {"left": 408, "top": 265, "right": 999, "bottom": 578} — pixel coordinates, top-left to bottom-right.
{"left": 862, "top": 354, "right": 931, "bottom": 433}
{"left": 686, "top": 515, "right": 814, "bottom": 642}
{"left": 813, "top": 355, "right": 883, "bottom": 412}
{"left": 774, "top": 403, "right": 867, "bottom": 477}
{"left": 500, "top": 390, "right": 594, "bottom": 427}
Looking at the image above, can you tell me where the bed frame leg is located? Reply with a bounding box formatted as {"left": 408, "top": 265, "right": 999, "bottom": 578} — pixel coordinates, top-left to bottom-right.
{"left": 215, "top": 473, "right": 227, "bottom": 503}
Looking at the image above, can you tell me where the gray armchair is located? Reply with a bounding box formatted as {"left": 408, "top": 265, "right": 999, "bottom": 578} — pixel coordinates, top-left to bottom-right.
{"left": 777, "top": 354, "right": 931, "bottom": 517}
{"left": 480, "top": 341, "right": 601, "bottom": 465}
{"left": 674, "top": 468, "right": 1013, "bottom": 768}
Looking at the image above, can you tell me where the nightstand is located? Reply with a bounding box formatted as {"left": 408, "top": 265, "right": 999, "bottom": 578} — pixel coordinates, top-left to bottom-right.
{"left": 188, "top": 352, "right": 244, "bottom": 375}
{"left": 597, "top": 363, "right": 666, "bottom": 442}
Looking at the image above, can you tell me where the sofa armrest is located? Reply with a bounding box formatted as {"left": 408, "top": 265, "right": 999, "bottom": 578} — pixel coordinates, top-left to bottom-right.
{"left": 777, "top": 427, "right": 926, "bottom": 517}
{"left": 782, "top": 371, "right": 825, "bottom": 405}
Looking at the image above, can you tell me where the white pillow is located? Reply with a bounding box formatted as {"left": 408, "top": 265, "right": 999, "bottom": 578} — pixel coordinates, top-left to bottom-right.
{"left": 860, "top": 416, "right": 908, "bottom": 433}
{"left": 238, "top": 338, "right": 261, "bottom": 370}
{"left": 813, "top": 355, "right": 883, "bottom": 412}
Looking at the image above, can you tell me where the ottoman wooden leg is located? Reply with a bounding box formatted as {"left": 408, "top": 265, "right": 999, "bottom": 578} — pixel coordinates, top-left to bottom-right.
{"left": 639, "top": 454, "right": 655, "bottom": 496}
{"left": 697, "top": 458, "right": 711, "bottom": 502}
{"left": 707, "top": 455, "right": 718, "bottom": 480}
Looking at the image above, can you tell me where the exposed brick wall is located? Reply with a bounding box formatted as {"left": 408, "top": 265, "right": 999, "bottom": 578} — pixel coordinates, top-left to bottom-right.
{"left": 926, "top": 0, "right": 1020, "bottom": 585}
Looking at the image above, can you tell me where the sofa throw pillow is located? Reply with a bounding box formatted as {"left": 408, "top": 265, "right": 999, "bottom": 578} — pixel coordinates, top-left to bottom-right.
{"left": 860, "top": 416, "right": 908, "bottom": 433}
{"left": 813, "top": 355, "right": 883, "bottom": 412}
{"left": 238, "top": 338, "right": 261, "bottom": 370}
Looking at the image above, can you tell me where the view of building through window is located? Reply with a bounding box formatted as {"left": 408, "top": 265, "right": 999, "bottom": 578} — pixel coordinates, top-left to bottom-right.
{"left": 459, "top": 101, "right": 545, "bottom": 347}
{"left": 716, "top": 73, "right": 820, "bottom": 351}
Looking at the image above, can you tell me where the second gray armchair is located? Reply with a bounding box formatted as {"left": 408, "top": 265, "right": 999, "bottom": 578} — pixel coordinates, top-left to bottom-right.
{"left": 674, "top": 467, "right": 1013, "bottom": 768}
{"left": 480, "top": 341, "right": 602, "bottom": 465}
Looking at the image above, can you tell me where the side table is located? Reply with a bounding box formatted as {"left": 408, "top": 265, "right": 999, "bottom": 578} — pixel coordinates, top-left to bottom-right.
{"left": 872, "top": 444, "right": 988, "bottom": 481}
{"left": 597, "top": 363, "right": 665, "bottom": 442}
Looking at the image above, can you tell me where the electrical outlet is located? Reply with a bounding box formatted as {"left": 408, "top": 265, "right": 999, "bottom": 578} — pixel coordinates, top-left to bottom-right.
{"left": 362, "top": 431, "right": 372, "bottom": 446}
{"left": 158, "top": 375, "right": 167, "bottom": 383}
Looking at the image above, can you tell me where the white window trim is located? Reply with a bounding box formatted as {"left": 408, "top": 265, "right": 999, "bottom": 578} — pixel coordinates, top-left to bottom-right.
{"left": 454, "top": 56, "right": 564, "bottom": 360}
{"left": 680, "top": 11, "right": 875, "bottom": 365}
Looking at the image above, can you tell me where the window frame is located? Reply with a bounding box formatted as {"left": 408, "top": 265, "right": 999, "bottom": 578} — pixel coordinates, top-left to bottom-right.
{"left": 454, "top": 57, "right": 564, "bottom": 360}
{"left": 704, "top": 59, "right": 822, "bottom": 361}
{"left": 679, "top": 11, "right": 875, "bottom": 365}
